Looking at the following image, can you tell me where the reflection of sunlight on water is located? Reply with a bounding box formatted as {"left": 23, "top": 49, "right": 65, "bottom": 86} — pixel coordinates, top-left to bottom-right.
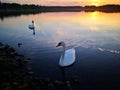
{"left": 28, "top": 11, "right": 120, "bottom": 55}
{"left": 90, "top": 11, "right": 99, "bottom": 19}
{"left": 89, "top": 26, "right": 100, "bottom": 31}
{"left": 1, "top": 12, "right": 120, "bottom": 55}
{"left": 88, "top": 11, "right": 100, "bottom": 31}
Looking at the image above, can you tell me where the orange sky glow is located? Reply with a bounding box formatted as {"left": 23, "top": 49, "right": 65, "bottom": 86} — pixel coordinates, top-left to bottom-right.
{"left": 1, "top": 0, "right": 120, "bottom": 6}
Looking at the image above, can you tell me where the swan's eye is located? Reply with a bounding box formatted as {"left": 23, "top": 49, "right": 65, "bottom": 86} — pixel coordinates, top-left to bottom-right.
{"left": 58, "top": 42, "right": 61, "bottom": 46}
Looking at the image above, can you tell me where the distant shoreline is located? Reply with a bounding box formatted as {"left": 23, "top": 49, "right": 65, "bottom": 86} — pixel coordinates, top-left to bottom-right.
{"left": 0, "top": 2, "right": 120, "bottom": 13}
{"left": 0, "top": 2, "right": 120, "bottom": 20}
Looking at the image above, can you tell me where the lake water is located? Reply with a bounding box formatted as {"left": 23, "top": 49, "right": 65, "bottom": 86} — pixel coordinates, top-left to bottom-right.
{"left": 0, "top": 11, "right": 120, "bottom": 89}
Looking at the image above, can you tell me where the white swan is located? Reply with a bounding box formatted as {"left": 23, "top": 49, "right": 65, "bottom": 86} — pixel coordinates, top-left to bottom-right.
{"left": 29, "top": 20, "right": 35, "bottom": 29}
{"left": 56, "top": 41, "right": 76, "bottom": 67}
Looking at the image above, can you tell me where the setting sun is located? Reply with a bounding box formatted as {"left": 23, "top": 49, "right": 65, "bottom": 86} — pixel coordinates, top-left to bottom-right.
{"left": 91, "top": 0, "right": 100, "bottom": 6}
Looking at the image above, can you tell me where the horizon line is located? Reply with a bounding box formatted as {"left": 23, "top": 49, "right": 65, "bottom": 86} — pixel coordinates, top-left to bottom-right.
{"left": 1, "top": 2, "right": 120, "bottom": 7}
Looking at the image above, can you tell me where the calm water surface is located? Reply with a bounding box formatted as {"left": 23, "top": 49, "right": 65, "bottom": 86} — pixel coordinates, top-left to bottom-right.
{"left": 0, "top": 12, "right": 120, "bottom": 89}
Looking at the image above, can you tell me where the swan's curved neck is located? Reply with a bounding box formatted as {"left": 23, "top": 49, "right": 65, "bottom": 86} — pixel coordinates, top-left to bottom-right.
{"left": 32, "top": 22, "right": 34, "bottom": 26}
{"left": 62, "top": 44, "right": 66, "bottom": 60}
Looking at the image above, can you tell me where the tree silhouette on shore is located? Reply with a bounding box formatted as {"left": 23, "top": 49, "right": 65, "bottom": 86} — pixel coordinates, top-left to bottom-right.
{"left": 0, "top": 2, "right": 120, "bottom": 13}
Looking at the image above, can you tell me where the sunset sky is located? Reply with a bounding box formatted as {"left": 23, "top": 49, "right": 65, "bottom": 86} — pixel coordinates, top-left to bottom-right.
{"left": 1, "top": 0, "right": 120, "bottom": 6}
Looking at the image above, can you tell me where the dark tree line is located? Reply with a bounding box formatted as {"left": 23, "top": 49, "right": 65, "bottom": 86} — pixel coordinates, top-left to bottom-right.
{"left": 0, "top": 2, "right": 120, "bottom": 12}
{"left": 0, "top": 2, "right": 41, "bottom": 10}
{"left": 98, "top": 4, "right": 120, "bottom": 12}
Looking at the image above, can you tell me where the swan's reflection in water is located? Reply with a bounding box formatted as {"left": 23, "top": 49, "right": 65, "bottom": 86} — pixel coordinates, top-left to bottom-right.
{"left": 60, "top": 67, "right": 66, "bottom": 82}
{"left": 60, "top": 62, "right": 75, "bottom": 82}
{"left": 33, "top": 28, "right": 35, "bottom": 35}
{"left": 59, "top": 64, "right": 75, "bottom": 90}
{"left": 60, "top": 67, "right": 72, "bottom": 89}
{"left": 29, "top": 28, "right": 35, "bottom": 35}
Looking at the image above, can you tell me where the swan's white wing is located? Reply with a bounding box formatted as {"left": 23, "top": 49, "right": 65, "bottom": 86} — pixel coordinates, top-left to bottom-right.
{"left": 59, "top": 48, "right": 75, "bottom": 67}
{"left": 28, "top": 24, "right": 35, "bottom": 29}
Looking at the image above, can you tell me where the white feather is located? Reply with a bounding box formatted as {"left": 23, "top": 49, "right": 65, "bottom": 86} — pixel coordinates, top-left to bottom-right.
{"left": 28, "top": 21, "right": 35, "bottom": 29}
{"left": 59, "top": 48, "right": 75, "bottom": 67}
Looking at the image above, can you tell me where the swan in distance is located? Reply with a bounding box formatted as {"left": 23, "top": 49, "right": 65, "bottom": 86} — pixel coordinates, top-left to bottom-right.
{"left": 29, "top": 20, "right": 35, "bottom": 29}
{"left": 56, "top": 41, "right": 76, "bottom": 67}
